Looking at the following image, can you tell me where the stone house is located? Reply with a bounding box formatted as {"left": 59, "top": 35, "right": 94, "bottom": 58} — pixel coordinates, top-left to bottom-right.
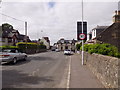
{"left": 86, "top": 26, "right": 108, "bottom": 44}
{"left": 56, "top": 38, "right": 77, "bottom": 51}
{"left": 96, "top": 22, "right": 120, "bottom": 52}
{"left": 40, "top": 37, "right": 50, "bottom": 49}
{"left": 96, "top": 10, "right": 120, "bottom": 52}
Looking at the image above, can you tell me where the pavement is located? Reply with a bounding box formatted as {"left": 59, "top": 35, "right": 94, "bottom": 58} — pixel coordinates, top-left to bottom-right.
{"left": 70, "top": 54, "right": 105, "bottom": 88}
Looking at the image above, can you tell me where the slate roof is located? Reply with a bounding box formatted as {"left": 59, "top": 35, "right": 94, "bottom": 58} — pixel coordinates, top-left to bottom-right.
{"left": 92, "top": 26, "right": 109, "bottom": 30}
{"left": 57, "top": 39, "right": 77, "bottom": 44}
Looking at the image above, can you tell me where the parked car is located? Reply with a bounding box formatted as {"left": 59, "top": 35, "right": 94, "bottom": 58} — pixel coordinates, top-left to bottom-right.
{"left": 64, "top": 49, "right": 73, "bottom": 55}
{"left": 0, "top": 49, "right": 27, "bottom": 64}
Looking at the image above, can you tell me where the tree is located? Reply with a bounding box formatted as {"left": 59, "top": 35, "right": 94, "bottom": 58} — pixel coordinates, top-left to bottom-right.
{"left": 76, "top": 43, "right": 82, "bottom": 50}
{"left": 2, "top": 23, "right": 13, "bottom": 30}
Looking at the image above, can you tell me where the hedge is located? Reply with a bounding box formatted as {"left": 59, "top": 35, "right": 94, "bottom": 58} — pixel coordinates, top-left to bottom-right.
{"left": 0, "top": 45, "right": 18, "bottom": 49}
{"left": 0, "top": 42, "right": 46, "bottom": 53}
{"left": 80, "top": 43, "right": 120, "bottom": 58}
{"left": 16, "top": 42, "right": 46, "bottom": 53}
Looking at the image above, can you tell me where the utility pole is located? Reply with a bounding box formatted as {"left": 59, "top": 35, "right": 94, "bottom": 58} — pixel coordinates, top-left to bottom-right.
{"left": 25, "top": 21, "right": 27, "bottom": 52}
{"left": 81, "top": 0, "right": 84, "bottom": 65}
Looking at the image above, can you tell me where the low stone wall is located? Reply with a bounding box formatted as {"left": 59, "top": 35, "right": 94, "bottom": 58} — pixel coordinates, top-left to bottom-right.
{"left": 82, "top": 52, "right": 120, "bottom": 88}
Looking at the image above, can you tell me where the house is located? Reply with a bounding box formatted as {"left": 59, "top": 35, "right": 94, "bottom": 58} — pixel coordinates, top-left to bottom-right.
{"left": 0, "top": 24, "right": 31, "bottom": 46}
{"left": 0, "top": 26, "right": 2, "bottom": 46}
{"left": 56, "top": 38, "right": 77, "bottom": 51}
{"left": 91, "top": 26, "right": 109, "bottom": 40}
{"left": 1, "top": 25, "right": 18, "bottom": 46}
{"left": 96, "top": 10, "right": 120, "bottom": 52}
{"left": 86, "top": 26, "right": 108, "bottom": 44}
{"left": 18, "top": 34, "right": 31, "bottom": 42}
{"left": 96, "top": 22, "right": 120, "bottom": 52}
{"left": 40, "top": 37, "right": 50, "bottom": 49}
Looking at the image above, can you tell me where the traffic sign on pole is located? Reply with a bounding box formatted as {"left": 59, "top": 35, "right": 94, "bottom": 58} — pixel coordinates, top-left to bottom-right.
{"left": 79, "top": 33, "right": 86, "bottom": 40}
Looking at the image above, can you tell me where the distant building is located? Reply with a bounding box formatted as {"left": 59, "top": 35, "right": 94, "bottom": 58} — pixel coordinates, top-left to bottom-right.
{"left": 40, "top": 37, "right": 50, "bottom": 49}
{"left": 77, "top": 21, "right": 87, "bottom": 41}
{"left": 56, "top": 38, "right": 77, "bottom": 51}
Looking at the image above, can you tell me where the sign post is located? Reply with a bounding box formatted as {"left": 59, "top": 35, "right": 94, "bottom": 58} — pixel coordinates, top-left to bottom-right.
{"left": 81, "top": 0, "right": 84, "bottom": 65}
{"left": 79, "top": 33, "right": 85, "bottom": 65}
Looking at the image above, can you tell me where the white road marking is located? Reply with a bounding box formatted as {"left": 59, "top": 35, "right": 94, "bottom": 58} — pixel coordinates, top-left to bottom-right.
{"left": 29, "top": 69, "right": 40, "bottom": 76}
{"left": 0, "top": 66, "right": 2, "bottom": 71}
{"left": 32, "top": 71, "right": 36, "bottom": 76}
{"left": 66, "top": 56, "right": 71, "bottom": 89}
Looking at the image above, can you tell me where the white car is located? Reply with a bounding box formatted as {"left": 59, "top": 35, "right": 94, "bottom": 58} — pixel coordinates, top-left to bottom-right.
{"left": 55, "top": 49, "right": 60, "bottom": 52}
{"left": 64, "top": 49, "right": 72, "bottom": 55}
{"left": 0, "top": 49, "right": 27, "bottom": 64}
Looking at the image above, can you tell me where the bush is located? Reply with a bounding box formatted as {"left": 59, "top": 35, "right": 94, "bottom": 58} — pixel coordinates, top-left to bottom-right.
{"left": 76, "top": 43, "right": 82, "bottom": 50}
{"left": 16, "top": 42, "right": 46, "bottom": 53}
{"left": 0, "top": 45, "right": 18, "bottom": 49}
{"left": 80, "top": 43, "right": 120, "bottom": 58}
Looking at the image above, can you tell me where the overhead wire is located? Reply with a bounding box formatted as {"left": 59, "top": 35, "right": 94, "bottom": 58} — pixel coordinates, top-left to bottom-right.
{"left": 0, "top": 13, "right": 25, "bottom": 22}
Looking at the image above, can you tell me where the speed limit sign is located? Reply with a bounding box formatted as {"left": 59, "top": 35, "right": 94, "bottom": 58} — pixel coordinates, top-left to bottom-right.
{"left": 79, "top": 33, "right": 86, "bottom": 40}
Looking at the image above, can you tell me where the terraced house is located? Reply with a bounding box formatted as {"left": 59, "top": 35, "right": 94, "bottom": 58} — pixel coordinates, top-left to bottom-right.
{"left": 87, "top": 10, "right": 120, "bottom": 52}
{"left": 96, "top": 10, "right": 120, "bottom": 52}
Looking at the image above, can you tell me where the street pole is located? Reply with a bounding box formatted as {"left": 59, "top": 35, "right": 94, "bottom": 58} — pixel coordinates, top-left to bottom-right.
{"left": 81, "top": 0, "right": 84, "bottom": 65}
{"left": 25, "top": 21, "right": 27, "bottom": 52}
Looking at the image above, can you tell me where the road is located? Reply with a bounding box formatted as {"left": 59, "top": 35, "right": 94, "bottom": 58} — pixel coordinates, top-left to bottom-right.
{"left": 2, "top": 51, "right": 71, "bottom": 88}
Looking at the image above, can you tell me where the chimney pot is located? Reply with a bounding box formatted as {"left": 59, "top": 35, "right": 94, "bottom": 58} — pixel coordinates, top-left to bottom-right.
{"left": 118, "top": 11, "right": 120, "bottom": 15}
{"left": 115, "top": 10, "right": 118, "bottom": 15}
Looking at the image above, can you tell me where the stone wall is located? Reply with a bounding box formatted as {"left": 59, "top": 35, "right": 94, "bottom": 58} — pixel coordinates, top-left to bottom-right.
{"left": 83, "top": 52, "right": 120, "bottom": 88}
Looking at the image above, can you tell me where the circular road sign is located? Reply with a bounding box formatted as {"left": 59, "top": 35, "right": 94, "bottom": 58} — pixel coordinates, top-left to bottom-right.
{"left": 79, "top": 33, "right": 86, "bottom": 40}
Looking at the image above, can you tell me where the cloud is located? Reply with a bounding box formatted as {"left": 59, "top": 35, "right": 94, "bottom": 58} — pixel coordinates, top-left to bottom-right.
{"left": 0, "top": 1, "right": 118, "bottom": 45}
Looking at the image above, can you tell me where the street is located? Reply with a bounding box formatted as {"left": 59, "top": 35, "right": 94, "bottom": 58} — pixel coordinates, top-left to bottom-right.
{"left": 2, "top": 51, "right": 71, "bottom": 88}
{"left": 1, "top": 51, "right": 104, "bottom": 89}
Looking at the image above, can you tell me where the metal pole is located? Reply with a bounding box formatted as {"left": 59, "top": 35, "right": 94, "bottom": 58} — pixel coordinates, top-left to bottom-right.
{"left": 25, "top": 21, "right": 27, "bottom": 52}
{"left": 81, "top": 0, "right": 84, "bottom": 65}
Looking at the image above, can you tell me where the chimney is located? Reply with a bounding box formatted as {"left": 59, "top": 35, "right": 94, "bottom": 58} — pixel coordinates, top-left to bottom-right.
{"left": 118, "top": 11, "right": 120, "bottom": 15}
{"left": 115, "top": 10, "right": 118, "bottom": 15}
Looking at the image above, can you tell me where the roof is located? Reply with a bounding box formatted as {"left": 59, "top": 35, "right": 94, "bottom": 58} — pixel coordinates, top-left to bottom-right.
{"left": 92, "top": 26, "right": 109, "bottom": 30}
{"left": 43, "top": 37, "right": 50, "bottom": 43}
{"left": 57, "top": 39, "right": 77, "bottom": 44}
{"left": 97, "top": 22, "right": 120, "bottom": 38}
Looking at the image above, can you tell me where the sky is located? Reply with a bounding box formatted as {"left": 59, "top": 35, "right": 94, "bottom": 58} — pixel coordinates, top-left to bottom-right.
{"left": 0, "top": 0, "right": 119, "bottom": 45}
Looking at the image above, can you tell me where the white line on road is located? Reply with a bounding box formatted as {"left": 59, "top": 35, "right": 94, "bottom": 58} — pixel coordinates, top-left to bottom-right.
{"left": 66, "top": 56, "right": 71, "bottom": 89}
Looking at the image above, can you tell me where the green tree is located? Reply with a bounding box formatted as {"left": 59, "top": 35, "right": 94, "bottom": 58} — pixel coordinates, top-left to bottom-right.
{"left": 76, "top": 43, "right": 82, "bottom": 50}
{"left": 2, "top": 23, "right": 13, "bottom": 30}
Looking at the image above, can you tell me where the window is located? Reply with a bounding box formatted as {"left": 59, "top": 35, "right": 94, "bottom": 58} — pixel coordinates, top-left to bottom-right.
{"left": 0, "top": 38, "right": 2, "bottom": 42}
{"left": 94, "top": 30, "right": 95, "bottom": 36}
{"left": 2, "top": 38, "right": 5, "bottom": 42}
{"left": 8, "top": 38, "right": 12, "bottom": 43}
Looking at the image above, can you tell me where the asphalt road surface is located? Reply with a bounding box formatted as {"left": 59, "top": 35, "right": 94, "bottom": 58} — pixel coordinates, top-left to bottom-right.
{"left": 2, "top": 51, "right": 71, "bottom": 88}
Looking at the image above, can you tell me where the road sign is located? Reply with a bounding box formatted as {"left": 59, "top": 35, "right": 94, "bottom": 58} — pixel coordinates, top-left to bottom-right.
{"left": 79, "top": 33, "right": 86, "bottom": 40}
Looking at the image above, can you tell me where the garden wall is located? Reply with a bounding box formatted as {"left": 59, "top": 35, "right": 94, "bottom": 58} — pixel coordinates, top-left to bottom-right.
{"left": 82, "top": 52, "right": 120, "bottom": 88}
